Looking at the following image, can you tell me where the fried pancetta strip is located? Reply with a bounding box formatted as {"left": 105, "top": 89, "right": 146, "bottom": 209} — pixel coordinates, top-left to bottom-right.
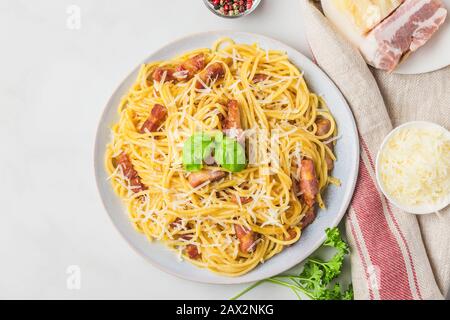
{"left": 224, "top": 99, "right": 242, "bottom": 130}
{"left": 177, "top": 233, "right": 201, "bottom": 260}
{"left": 151, "top": 67, "right": 177, "bottom": 82}
{"left": 301, "top": 206, "right": 317, "bottom": 229}
{"left": 299, "top": 159, "right": 319, "bottom": 208}
{"left": 223, "top": 99, "right": 245, "bottom": 144}
{"left": 234, "top": 224, "right": 257, "bottom": 253}
{"left": 150, "top": 54, "right": 205, "bottom": 83}
{"left": 187, "top": 170, "right": 226, "bottom": 188}
{"left": 195, "top": 62, "right": 225, "bottom": 89}
{"left": 185, "top": 244, "right": 201, "bottom": 260}
{"left": 252, "top": 73, "right": 269, "bottom": 83}
{"left": 170, "top": 218, "right": 182, "bottom": 229}
{"left": 284, "top": 228, "right": 298, "bottom": 241}
{"left": 231, "top": 195, "right": 252, "bottom": 205}
{"left": 116, "top": 152, "right": 146, "bottom": 193}
{"left": 315, "top": 118, "right": 334, "bottom": 171}
{"left": 175, "top": 53, "right": 206, "bottom": 80}
{"left": 140, "top": 104, "right": 168, "bottom": 133}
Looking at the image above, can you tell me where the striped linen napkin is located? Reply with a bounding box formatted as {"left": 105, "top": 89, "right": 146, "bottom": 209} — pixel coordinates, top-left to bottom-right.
{"left": 300, "top": 0, "right": 450, "bottom": 300}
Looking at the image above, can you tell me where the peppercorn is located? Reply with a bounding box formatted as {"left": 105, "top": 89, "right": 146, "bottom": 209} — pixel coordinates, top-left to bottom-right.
{"left": 209, "top": 0, "right": 256, "bottom": 16}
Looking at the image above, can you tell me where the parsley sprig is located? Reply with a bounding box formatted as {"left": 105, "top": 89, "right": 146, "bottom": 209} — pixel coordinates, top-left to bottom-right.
{"left": 231, "top": 228, "right": 354, "bottom": 300}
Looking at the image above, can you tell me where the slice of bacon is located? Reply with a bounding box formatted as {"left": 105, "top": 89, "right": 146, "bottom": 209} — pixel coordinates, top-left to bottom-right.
{"left": 299, "top": 159, "right": 319, "bottom": 208}
{"left": 315, "top": 117, "right": 331, "bottom": 136}
{"left": 234, "top": 224, "right": 257, "bottom": 253}
{"left": 175, "top": 53, "right": 206, "bottom": 80}
{"left": 223, "top": 99, "right": 245, "bottom": 144}
{"left": 195, "top": 62, "right": 225, "bottom": 89}
{"left": 187, "top": 170, "right": 226, "bottom": 188}
{"left": 284, "top": 228, "right": 298, "bottom": 241}
{"left": 151, "top": 67, "right": 177, "bottom": 82}
{"left": 223, "top": 99, "right": 242, "bottom": 130}
{"left": 301, "top": 206, "right": 317, "bottom": 229}
{"left": 116, "top": 152, "right": 146, "bottom": 193}
{"left": 140, "top": 104, "right": 168, "bottom": 133}
{"left": 170, "top": 218, "right": 182, "bottom": 228}
{"left": 177, "top": 233, "right": 201, "bottom": 260}
{"left": 298, "top": 159, "right": 319, "bottom": 229}
{"left": 315, "top": 118, "right": 334, "bottom": 171}
{"left": 252, "top": 73, "right": 269, "bottom": 83}
{"left": 179, "top": 234, "right": 193, "bottom": 241}
{"left": 185, "top": 244, "right": 201, "bottom": 259}
{"left": 231, "top": 195, "right": 252, "bottom": 205}
{"left": 360, "top": 0, "right": 447, "bottom": 71}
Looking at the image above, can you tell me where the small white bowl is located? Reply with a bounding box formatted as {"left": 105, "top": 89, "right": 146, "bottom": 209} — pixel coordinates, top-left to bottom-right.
{"left": 375, "top": 121, "right": 450, "bottom": 215}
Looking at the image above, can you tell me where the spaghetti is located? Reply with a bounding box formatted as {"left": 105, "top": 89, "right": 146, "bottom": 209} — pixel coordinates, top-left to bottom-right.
{"left": 105, "top": 38, "right": 339, "bottom": 276}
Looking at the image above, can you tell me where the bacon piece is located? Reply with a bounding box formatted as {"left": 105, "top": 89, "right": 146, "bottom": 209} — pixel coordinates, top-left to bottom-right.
{"left": 324, "top": 154, "right": 334, "bottom": 172}
{"left": 224, "top": 100, "right": 242, "bottom": 130}
{"left": 195, "top": 62, "right": 225, "bottom": 89}
{"left": 116, "top": 152, "right": 146, "bottom": 193}
{"left": 178, "top": 233, "right": 201, "bottom": 259}
{"left": 252, "top": 73, "right": 269, "bottom": 83}
{"left": 151, "top": 67, "right": 177, "bottom": 82}
{"left": 170, "top": 218, "right": 182, "bottom": 228}
{"left": 175, "top": 53, "right": 206, "bottom": 80}
{"left": 179, "top": 234, "right": 193, "bottom": 241}
{"left": 140, "top": 104, "right": 168, "bottom": 133}
{"left": 234, "top": 224, "right": 257, "bottom": 253}
{"left": 315, "top": 118, "right": 331, "bottom": 136}
{"left": 299, "top": 159, "right": 319, "bottom": 208}
{"left": 185, "top": 244, "right": 201, "bottom": 259}
{"left": 301, "top": 207, "right": 317, "bottom": 229}
{"left": 316, "top": 118, "right": 334, "bottom": 171}
{"left": 129, "top": 177, "right": 146, "bottom": 193}
{"left": 360, "top": 0, "right": 447, "bottom": 71}
{"left": 231, "top": 195, "right": 252, "bottom": 205}
{"left": 284, "top": 228, "right": 297, "bottom": 241}
{"left": 187, "top": 170, "right": 226, "bottom": 188}
{"left": 223, "top": 99, "right": 245, "bottom": 143}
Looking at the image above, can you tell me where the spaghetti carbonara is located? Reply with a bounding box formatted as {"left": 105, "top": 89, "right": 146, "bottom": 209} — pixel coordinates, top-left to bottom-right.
{"left": 105, "top": 38, "right": 339, "bottom": 276}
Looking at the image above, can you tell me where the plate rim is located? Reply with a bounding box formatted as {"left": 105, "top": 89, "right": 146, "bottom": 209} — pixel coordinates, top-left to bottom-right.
{"left": 94, "top": 30, "right": 360, "bottom": 284}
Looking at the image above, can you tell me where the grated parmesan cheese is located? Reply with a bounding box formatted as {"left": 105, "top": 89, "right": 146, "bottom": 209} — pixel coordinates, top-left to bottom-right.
{"left": 378, "top": 124, "right": 450, "bottom": 210}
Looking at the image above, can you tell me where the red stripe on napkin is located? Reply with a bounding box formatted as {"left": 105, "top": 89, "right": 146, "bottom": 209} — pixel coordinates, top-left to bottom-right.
{"left": 360, "top": 138, "right": 423, "bottom": 299}
{"left": 347, "top": 216, "right": 375, "bottom": 299}
{"left": 351, "top": 158, "right": 413, "bottom": 299}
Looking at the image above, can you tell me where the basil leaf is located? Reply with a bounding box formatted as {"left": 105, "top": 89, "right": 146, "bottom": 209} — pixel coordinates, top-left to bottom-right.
{"left": 215, "top": 134, "right": 246, "bottom": 172}
{"left": 182, "top": 133, "right": 214, "bottom": 172}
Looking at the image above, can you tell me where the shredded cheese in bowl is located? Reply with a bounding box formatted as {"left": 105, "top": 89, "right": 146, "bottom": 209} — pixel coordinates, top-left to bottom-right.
{"left": 376, "top": 121, "right": 450, "bottom": 214}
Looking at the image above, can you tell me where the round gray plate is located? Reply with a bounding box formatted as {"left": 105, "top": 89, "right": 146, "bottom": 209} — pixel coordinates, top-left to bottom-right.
{"left": 94, "top": 31, "right": 360, "bottom": 284}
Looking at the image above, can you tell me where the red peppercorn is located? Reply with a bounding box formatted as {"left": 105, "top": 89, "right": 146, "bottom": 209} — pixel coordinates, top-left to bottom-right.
{"left": 213, "top": 0, "right": 220, "bottom": 5}
{"left": 246, "top": 0, "right": 252, "bottom": 10}
{"left": 224, "top": 4, "right": 229, "bottom": 11}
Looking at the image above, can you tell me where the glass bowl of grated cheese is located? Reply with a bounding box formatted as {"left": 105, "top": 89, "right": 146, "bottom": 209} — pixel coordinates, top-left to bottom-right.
{"left": 376, "top": 121, "right": 450, "bottom": 214}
